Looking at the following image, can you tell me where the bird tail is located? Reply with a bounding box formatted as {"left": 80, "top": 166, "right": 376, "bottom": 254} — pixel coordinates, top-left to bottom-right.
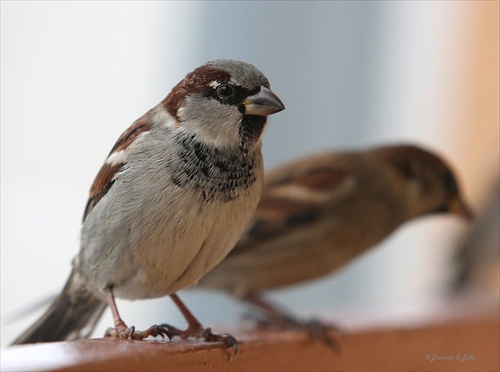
{"left": 11, "top": 269, "right": 107, "bottom": 345}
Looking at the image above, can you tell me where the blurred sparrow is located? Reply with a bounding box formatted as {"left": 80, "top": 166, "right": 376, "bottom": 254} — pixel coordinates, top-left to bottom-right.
{"left": 12, "top": 59, "right": 284, "bottom": 349}
{"left": 198, "top": 144, "right": 472, "bottom": 336}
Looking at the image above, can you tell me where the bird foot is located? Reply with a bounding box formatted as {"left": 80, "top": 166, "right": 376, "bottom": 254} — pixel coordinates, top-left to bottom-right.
{"left": 104, "top": 324, "right": 171, "bottom": 341}
{"left": 300, "top": 319, "right": 341, "bottom": 350}
{"left": 245, "top": 312, "right": 340, "bottom": 350}
{"left": 160, "top": 323, "right": 238, "bottom": 354}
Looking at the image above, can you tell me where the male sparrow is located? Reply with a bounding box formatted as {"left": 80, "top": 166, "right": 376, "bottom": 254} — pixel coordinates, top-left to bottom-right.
{"left": 198, "top": 145, "right": 472, "bottom": 333}
{"left": 12, "top": 60, "right": 284, "bottom": 348}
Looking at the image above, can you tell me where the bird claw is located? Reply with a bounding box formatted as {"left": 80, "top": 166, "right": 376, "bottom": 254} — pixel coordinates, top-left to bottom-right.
{"left": 104, "top": 324, "right": 171, "bottom": 341}
{"left": 160, "top": 323, "right": 238, "bottom": 354}
{"left": 301, "top": 320, "right": 341, "bottom": 350}
{"left": 104, "top": 325, "right": 135, "bottom": 339}
{"left": 129, "top": 324, "right": 172, "bottom": 341}
{"left": 203, "top": 328, "right": 238, "bottom": 354}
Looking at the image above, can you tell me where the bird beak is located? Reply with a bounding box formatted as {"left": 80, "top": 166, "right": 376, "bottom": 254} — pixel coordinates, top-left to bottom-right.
{"left": 448, "top": 197, "right": 474, "bottom": 220}
{"left": 243, "top": 86, "right": 285, "bottom": 116}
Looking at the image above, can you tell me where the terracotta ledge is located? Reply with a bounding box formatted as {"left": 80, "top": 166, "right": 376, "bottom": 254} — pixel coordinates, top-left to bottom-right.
{"left": 2, "top": 312, "right": 499, "bottom": 372}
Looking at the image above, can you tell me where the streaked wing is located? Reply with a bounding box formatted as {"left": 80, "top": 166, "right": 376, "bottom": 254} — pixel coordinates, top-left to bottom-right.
{"left": 229, "top": 163, "right": 352, "bottom": 256}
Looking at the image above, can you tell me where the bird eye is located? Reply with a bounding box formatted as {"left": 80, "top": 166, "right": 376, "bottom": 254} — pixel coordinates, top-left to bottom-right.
{"left": 216, "top": 83, "right": 234, "bottom": 98}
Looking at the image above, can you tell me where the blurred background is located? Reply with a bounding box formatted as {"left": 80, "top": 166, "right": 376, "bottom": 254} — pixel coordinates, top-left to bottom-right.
{"left": 1, "top": 1, "right": 498, "bottom": 346}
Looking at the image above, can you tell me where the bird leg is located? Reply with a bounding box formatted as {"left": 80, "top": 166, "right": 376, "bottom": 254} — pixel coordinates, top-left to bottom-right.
{"left": 243, "top": 291, "right": 340, "bottom": 348}
{"left": 103, "top": 286, "right": 170, "bottom": 340}
{"left": 160, "top": 293, "right": 238, "bottom": 353}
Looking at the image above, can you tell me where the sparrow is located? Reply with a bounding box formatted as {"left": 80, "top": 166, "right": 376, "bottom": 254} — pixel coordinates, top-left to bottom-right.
{"left": 197, "top": 144, "right": 472, "bottom": 334}
{"left": 12, "top": 59, "right": 285, "bottom": 348}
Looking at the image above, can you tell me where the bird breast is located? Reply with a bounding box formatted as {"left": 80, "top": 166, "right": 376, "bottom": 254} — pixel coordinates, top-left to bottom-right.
{"left": 78, "top": 128, "right": 263, "bottom": 300}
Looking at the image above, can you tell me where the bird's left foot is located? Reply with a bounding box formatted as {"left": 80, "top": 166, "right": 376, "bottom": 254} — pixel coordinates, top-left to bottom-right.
{"left": 104, "top": 324, "right": 171, "bottom": 341}
{"left": 160, "top": 323, "right": 238, "bottom": 354}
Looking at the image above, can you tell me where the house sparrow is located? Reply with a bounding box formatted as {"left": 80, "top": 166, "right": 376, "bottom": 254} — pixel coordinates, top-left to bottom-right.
{"left": 12, "top": 59, "right": 284, "bottom": 348}
{"left": 197, "top": 144, "right": 472, "bottom": 335}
